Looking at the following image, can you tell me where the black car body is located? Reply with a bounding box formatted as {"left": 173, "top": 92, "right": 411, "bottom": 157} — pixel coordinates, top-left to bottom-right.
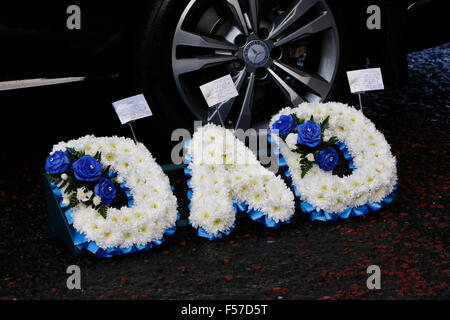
{"left": 0, "top": 0, "right": 448, "bottom": 130}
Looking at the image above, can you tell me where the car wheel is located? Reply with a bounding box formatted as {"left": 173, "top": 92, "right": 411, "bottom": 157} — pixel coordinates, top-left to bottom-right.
{"left": 138, "top": 0, "right": 356, "bottom": 131}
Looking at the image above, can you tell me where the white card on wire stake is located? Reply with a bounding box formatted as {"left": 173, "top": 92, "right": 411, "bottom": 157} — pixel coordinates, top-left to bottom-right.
{"left": 346, "top": 68, "right": 384, "bottom": 93}
{"left": 200, "top": 74, "right": 239, "bottom": 107}
{"left": 112, "top": 94, "right": 152, "bottom": 125}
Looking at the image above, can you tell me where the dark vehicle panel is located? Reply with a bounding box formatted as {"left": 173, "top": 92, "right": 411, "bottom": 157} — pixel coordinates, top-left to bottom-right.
{"left": 0, "top": 0, "right": 448, "bottom": 82}
{"left": 0, "top": 0, "right": 448, "bottom": 133}
{"left": 0, "top": 1, "right": 132, "bottom": 81}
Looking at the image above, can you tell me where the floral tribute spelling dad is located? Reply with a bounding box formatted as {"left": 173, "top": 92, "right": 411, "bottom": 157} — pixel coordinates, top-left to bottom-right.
{"left": 45, "top": 102, "right": 397, "bottom": 257}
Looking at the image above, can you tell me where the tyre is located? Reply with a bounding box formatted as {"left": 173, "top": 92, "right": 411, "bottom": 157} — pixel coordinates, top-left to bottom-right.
{"left": 137, "top": 0, "right": 358, "bottom": 131}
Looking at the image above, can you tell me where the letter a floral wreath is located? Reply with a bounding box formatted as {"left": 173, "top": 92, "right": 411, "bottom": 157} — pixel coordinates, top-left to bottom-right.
{"left": 270, "top": 102, "right": 398, "bottom": 221}
{"left": 185, "top": 124, "right": 295, "bottom": 239}
{"left": 45, "top": 135, "right": 179, "bottom": 257}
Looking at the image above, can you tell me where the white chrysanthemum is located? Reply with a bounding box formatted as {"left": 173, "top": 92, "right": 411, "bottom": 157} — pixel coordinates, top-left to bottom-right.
{"left": 270, "top": 102, "right": 397, "bottom": 214}
{"left": 76, "top": 187, "right": 92, "bottom": 202}
{"left": 285, "top": 133, "right": 298, "bottom": 150}
{"left": 116, "top": 176, "right": 124, "bottom": 184}
{"left": 93, "top": 196, "right": 101, "bottom": 206}
{"left": 187, "top": 124, "right": 295, "bottom": 236}
{"left": 323, "top": 129, "right": 332, "bottom": 142}
{"left": 189, "top": 194, "right": 235, "bottom": 236}
{"left": 306, "top": 153, "right": 315, "bottom": 162}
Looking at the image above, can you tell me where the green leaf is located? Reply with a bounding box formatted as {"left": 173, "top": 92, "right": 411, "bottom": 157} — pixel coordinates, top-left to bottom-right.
{"left": 326, "top": 137, "right": 338, "bottom": 147}
{"left": 102, "top": 165, "right": 111, "bottom": 177}
{"left": 86, "top": 198, "right": 95, "bottom": 208}
{"left": 328, "top": 136, "right": 338, "bottom": 145}
{"left": 316, "top": 135, "right": 339, "bottom": 150}
{"left": 66, "top": 148, "right": 77, "bottom": 162}
{"left": 291, "top": 113, "right": 301, "bottom": 125}
{"left": 68, "top": 194, "right": 79, "bottom": 209}
{"left": 300, "top": 162, "right": 313, "bottom": 178}
{"left": 321, "top": 115, "right": 330, "bottom": 132}
{"left": 64, "top": 176, "right": 78, "bottom": 194}
{"left": 291, "top": 113, "right": 298, "bottom": 123}
{"left": 299, "top": 158, "right": 309, "bottom": 164}
{"left": 93, "top": 151, "right": 101, "bottom": 162}
{"left": 98, "top": 205, "right": 108, "bottom": 219}
{"left": 67, "top": 148, "right": 87, "bottom": 162}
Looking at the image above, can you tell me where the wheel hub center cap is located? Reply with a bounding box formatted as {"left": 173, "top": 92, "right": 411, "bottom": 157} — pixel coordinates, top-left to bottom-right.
{"left": 243, "top": 40, "right": 270, "bottom": 68}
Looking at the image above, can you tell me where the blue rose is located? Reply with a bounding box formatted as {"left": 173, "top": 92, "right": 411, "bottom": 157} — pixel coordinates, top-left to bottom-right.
{"left": 297, "top": 120, "right": 321, "bottom": 148}
{"left": 315, "top": 147, "right": 339, "bottom": 171}
{"left": 72, "top": 155, "right": 103, "bottom": 181}
{"left": 45, "top": 151, "right": 71, "bottom": 174}
{"left": 272, "top": 115, "right": 295, "bottom": 135}
{"left": 94, "top": 178, "right": 116, "bottom": 205}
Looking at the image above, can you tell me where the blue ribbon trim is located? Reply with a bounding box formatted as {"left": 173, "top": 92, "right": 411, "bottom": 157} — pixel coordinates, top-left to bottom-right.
{"left": 247, "top": 209, "right": 293, "bottom": 229}
{"left": 184, "top": 142, "right": 293, "bottom": 240}
{"left": 184, "top": 139, "right": 191, "bottom": 150}
{"left": 197, "top": 224, "right": 235, "bottom": 240}
{"left": 335, "top": 141, "right": 356, "bottom": 171}
{"left": 298, "top": 184, "right": 397, "bottom": 221}
{"left": 184, "top": 140, "right": 192, "bottom": 164}
{"left": 49, "top": 175, "right": 179, "bottom": 258}
{"left": 270, "top": 134, "right": 397, "bottom": 222}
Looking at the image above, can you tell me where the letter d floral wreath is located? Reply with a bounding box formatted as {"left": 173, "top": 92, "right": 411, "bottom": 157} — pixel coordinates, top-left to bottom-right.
{"left": 270, "top": 102, "right": 397, "bottom": 221}
{"left": 45, "top": 136, "right": 179, "bottom": 257}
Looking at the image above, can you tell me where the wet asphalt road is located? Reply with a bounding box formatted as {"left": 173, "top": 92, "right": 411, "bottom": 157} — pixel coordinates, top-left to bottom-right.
{"left": 0, "top": 43, "right": 448, "bottom": 300}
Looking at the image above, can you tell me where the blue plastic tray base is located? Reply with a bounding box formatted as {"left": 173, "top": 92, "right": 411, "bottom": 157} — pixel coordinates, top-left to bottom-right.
{"left": 44, "top": 175, "right": 83, "bottom": 256}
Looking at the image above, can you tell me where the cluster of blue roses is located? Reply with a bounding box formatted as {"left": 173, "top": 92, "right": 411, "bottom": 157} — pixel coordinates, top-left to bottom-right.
{"left": 45, "top": 150, "right": 118, "bottom": 214}
{"left": 272, "top": 114, "right": 339, "bottom": 177}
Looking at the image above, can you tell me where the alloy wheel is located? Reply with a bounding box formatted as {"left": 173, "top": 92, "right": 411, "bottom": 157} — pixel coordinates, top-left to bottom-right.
{"left": 171, "top": 0, "right": 340, "bottom": 130}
